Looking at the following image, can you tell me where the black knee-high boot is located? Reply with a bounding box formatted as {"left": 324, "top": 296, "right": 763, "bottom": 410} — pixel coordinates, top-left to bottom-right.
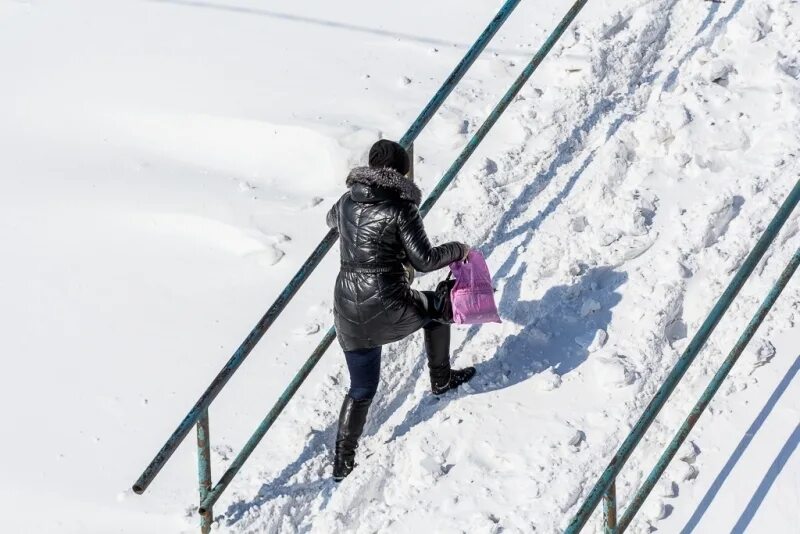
{"left": 333, "top": 395, "right": 372, "bottom": 481}
{"left": 424, "top": 321, "right": 476, "bottom": 395}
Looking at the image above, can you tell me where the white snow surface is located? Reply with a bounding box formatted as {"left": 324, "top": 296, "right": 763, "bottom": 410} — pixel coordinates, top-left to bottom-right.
{"left": 2, "top": 0, "right": 799, "bottom": 533}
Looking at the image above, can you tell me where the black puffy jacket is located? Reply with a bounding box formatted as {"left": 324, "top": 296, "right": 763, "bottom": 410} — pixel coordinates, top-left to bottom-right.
{"left": 327, "top": 166, "right": 465, "bottom": 351}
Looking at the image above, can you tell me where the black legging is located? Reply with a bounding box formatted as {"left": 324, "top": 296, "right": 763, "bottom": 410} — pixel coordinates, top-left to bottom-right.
{"left": 344, "top": 346, "right": 382, "bottom": 400}
{"left": 344, "top": 312, "right": 449, "bottom": 400}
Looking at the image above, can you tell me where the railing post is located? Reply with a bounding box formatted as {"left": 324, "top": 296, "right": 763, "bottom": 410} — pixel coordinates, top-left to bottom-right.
{"left": 603, "top": 479, "right": 617, "bottom": 533}
{"left": 408, "top": 143, "right": 415, "bottom": 180}
{"left": 196, "top": 410, "right": 212, "bottom": 534}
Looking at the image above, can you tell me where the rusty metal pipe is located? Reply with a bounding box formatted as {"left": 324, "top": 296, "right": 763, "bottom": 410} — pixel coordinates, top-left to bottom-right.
{"left": 604, "top": 479, "right": 617, "bottom": 533}
{"left": 196, "top": 410, "right": 212, "bottom": 534}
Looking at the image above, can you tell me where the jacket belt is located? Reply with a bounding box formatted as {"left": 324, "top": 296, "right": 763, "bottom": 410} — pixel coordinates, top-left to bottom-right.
{"left": 340, "top": 261, "right": 405, "bottom": 274}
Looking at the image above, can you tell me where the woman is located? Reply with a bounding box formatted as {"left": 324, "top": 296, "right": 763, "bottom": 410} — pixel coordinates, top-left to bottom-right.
{"left": 326, "top": 139, "right": 476, "bottom": 481}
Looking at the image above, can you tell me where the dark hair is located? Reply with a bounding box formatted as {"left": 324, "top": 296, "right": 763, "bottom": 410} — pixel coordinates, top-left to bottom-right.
{"left": 368, "top": 139, "right": 410, "bottom": 175}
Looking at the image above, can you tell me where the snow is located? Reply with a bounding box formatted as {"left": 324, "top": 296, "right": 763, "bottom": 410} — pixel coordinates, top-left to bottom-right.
{"left": 2, "top": 0, "right": 799, "bottom": 533}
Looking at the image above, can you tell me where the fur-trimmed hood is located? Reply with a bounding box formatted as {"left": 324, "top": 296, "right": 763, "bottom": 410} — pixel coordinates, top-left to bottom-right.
{"left": 346, "top": 166, "right": 422, "bottom": 205}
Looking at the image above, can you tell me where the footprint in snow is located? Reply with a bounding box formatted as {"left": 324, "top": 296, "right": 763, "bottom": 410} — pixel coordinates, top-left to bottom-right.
{"left": 591, "top": 354, "right": 638, "bottom": 388}
{"left": 246, "top": 232, "right": 291, "bottom": 267}
{"left": 675, "top": 441, "right": 701, "bottom": 482}
{"left": 681, "top": 463, "right": 699, "bottom": 482}
{"left": 647, "top": 499, "right": 674, "bottom": 521}
{"left": 571, "top": 215, "right": 588, "bottom": 233}
{"left": 702, "top": 195, "right": 744, "bottom": 248}
{"left": 575, "top": 329, "right": 608, "bottom": 352}
{"left": 483, "top": 157, "right": 499, "bottom": 175}
{"left": 665, "top": 317, "right": 688, "bottom": 346}
{"left": 293, "top": 323, "right": 322, "bottom": 336}
{"left": 249, "top": 245, "right": 285, "bottom": 267}
{"left": 750, "top": 339, "right": 776, "bottom": 372}
{"left": 304, "top": 196, "right": 325, "bottom": 209}
{"left": 237, "top": 180, "right": 257, "bottom": 192}
{"left": 566, "top": 429, "right": 586, "bottom": 452}
{"left": 659, "top": 479, "right": 679, "bottom": 498}
{"left": 679, "top": 440, "right": 701, "bottom": 464}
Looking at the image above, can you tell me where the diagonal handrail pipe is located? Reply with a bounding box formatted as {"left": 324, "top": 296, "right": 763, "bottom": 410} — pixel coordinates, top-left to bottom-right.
{"left": 565, "top": 178, "right": 800, "bottom": 533}
{"left": 198, "top": 0, "right": 591, "bottom": 515}
{"left": 132, "top": 0, "right": 523, "bottom": 495}
{"left": 617, "top": 246, "right": 800, "bottom": 531}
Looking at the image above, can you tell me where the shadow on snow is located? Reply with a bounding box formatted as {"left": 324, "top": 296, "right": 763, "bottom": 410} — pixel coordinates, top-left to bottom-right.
{"left": 146, "top": 0, "right": 530, "bottom": 57}
{"left": 387, "top": 264, "right": 627, "bottom": 442}
{"left": 682, "top": 355, "right": 800, "bottom": 534}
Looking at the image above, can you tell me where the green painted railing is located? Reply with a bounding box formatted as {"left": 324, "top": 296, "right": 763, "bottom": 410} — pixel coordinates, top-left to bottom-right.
{"left": 566, "top": 179, "right": 800, "bottom": 533}
{"left": 131, "top": 1, "right": 592, "bottom": 531}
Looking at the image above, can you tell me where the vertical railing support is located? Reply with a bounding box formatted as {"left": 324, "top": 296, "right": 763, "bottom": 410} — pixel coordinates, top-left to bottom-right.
{"left": 408, "top": 143, "right": 415, "bottom": 180}
{"left": 196, "top": 410, "right": 212, "bottom": 534}
{"left": 603, "top": 479, "right": 617, "bottom": 533}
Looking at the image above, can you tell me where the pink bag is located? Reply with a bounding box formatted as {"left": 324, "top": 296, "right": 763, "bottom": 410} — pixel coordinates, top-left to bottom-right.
{"left": 449, "top": 250, "right": 501, "bottom": 324}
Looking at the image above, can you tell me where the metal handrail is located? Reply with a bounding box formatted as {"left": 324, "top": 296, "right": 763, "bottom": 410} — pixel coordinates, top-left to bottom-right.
{"left": 617, "top": 246, "right": 800, "bottom": 531}
{"left": 198, "top": 0, "right": 591, "bottom": 516}
{"left": 566, "top": 178, "right": 800, "bottom": 533}
{"left": 132, "top": 0, "right": 523, "bottom": 498}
